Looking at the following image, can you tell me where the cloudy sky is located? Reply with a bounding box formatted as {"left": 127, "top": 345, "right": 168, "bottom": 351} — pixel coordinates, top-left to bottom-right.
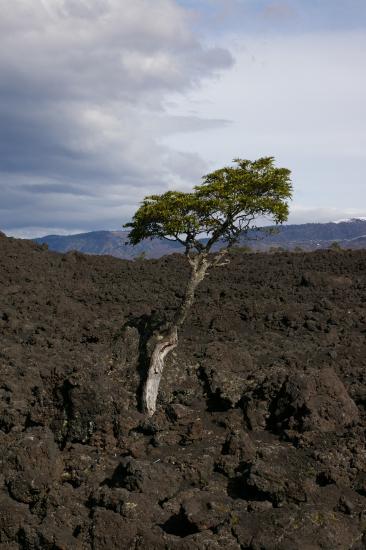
{"left": 1, "top": 0, "right": 366, "bottom": 237}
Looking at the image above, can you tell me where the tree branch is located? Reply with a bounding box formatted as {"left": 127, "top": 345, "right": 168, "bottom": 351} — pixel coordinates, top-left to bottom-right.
{"left": 162, "top": 236, "right": 179, "bottom": 242}
{"left": 212, "top": 248, "right": 230, "bottom": 267}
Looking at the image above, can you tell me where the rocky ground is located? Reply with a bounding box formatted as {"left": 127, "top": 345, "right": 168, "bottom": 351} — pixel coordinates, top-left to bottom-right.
{"left": 0, "top": 232, "right": 366, "bottom": 549}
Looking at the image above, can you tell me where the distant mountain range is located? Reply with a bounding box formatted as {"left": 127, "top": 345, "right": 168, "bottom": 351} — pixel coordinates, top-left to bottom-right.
{"left": 33, "top": 218, "right": 366, "bottom": 259}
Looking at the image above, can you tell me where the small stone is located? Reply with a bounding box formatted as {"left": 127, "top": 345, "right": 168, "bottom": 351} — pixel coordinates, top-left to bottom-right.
{"left": 338, "top": 496, "right": 354, "bottom": 515}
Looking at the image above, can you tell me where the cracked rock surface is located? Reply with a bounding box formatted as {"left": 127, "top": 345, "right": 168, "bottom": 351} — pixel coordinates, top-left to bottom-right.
{"left": 0, "top": 233, "right": 366, "bottom": 549}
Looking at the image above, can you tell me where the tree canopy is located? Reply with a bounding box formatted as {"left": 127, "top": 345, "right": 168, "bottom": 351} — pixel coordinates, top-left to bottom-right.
{"left": 125, "top": 157, "right": 292, "bottom": 254}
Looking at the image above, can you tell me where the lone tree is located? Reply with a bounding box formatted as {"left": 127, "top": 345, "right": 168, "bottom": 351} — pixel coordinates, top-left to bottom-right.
{"left": 125, "top": 157, "right": 292, "bottom": 416}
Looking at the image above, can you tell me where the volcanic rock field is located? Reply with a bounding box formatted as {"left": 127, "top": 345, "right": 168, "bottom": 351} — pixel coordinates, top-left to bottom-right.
{"left": 1, "top": 232, "right": 366, "bottom": 549}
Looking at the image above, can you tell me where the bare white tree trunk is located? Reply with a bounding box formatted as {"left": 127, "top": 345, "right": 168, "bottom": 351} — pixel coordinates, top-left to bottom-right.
{"left": 142, "top": 253, "right": 213, "bottom": 416}
{"left": 142, "top": 327, "right": 178, "bottom": 417}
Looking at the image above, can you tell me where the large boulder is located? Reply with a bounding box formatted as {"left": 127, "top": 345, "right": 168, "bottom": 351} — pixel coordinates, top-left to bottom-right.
{"left": 270, "top": 367, "right": 359, "bottom": 433}
{"left": 3, "top": 428, "right": 62, "bottom": 505}
{"left": 200, "top": 343, "right": 254, "bottom": 408}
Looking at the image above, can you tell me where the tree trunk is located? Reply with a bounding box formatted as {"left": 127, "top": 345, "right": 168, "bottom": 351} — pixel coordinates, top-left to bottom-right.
{"left": 142, "top": 254, "right": 209, "bottom": 416}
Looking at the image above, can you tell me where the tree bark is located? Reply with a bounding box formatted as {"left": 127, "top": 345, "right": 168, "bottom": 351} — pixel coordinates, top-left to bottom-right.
{"left": 142, "top": 254, "right": 209, "bottom": 416}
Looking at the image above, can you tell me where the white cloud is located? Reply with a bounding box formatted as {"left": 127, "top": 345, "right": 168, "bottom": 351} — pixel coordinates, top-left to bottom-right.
{"left": 165, "top": 31, "right": 366, "bottom": 216}
{"left": 0, "top": 0, "right": 233, "bottom": 235}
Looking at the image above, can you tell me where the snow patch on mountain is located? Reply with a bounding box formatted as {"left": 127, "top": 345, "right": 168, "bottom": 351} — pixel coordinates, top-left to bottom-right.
{"left": 333, "top": 217, "right": 366, "bottom": 224}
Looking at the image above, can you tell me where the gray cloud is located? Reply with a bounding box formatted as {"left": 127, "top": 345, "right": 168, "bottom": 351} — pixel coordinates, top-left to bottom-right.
{"left": 0, "top": 0, "right": 233, "bottom": 235}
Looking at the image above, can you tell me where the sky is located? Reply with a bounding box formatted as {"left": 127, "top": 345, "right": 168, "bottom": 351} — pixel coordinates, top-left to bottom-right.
{"left": 1, "top": 0, "right": 366, "bottom": 238}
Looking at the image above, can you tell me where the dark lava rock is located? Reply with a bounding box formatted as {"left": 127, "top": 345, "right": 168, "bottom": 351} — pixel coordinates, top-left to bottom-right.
{"left": 232, "top": 506, "right": 362, "bottom": 549}
{"left": 0, "top": 235, "right": 366, "bottom": 548}
{"left": 4, "top": 428, "right": 62, "bottom": 505}
{"left": 270, "top": 367, "right": 359, "bottom": 433}
{"left": 243, "top": 443, "right": 318, "bottom": 505}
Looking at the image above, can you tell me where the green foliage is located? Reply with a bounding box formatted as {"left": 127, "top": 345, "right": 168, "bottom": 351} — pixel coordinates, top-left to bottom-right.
{"left": 134, "top": 250, "right": 147, "bottom": 261}
{"left": 329, "top": 241, "right": 342, "bottom": 250}
{"left": 125, "top": 157, "right": 292, "bottom": 254}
